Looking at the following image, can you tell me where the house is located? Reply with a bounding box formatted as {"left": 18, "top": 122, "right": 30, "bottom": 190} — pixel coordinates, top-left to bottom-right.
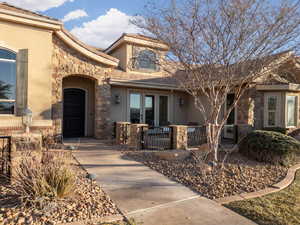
{"left": 1, "top": 2, "right": 300, "bottom": 141}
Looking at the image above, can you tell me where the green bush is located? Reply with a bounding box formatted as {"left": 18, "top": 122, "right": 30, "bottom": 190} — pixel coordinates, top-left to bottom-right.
{"left": 239, "top": 130, "right": 300, "bottom": 165}
{"left": 263, "top": 127, "right": 288, "bottom": 134}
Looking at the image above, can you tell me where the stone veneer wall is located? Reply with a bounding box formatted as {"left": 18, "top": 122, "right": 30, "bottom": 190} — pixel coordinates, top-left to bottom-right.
{"left": 52, "top": 35, "right": 113, "bottom": 139}
{"left": 253, "top": 90, "right": 265, "bottom": 130}
{"left": 236, "top": 89, "right": 255, "bottom": 126}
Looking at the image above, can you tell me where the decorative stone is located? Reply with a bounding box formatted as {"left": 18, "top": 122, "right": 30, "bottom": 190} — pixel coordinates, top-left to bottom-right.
{"left": 153, "top": 150, "right": 191, "bottom": 161}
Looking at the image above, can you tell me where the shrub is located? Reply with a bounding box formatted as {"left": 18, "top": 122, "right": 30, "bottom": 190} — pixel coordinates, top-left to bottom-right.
{"left": 239, "top": 130, "right": 300, "bottom": 165}
{"left": 13, "top": 153, "right": 75, "bottom": 205}
{"left": 263, "top": 127, "right": 288, "bottom": 134}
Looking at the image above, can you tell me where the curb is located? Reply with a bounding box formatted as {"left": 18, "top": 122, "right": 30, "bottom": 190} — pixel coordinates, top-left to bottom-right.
{"left": 215, "top": 163, "right": 300, "bottom": 204}
{"left": 57, "top": 214, "right": 124, "bottom": 225}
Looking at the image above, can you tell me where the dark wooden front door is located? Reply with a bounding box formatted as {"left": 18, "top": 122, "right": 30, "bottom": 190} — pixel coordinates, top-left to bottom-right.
{"left": 63, "top": 88, "right": 85, "bottom": 138}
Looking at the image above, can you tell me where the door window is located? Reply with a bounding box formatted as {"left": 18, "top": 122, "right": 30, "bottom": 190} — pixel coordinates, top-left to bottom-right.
{"left": 226, "top": 94, "right": 235, "bottom": 125}
{"left": 145, "top": 95, "right": 155, "bottom": 126}
{"left": 130, "top": 93, "right": 142, "bottom": 123}
{"left": 159, "top": 96, "right": 169, "bottom": 126}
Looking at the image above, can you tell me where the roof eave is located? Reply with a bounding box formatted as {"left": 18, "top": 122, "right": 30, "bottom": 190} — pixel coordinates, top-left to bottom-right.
{"left": 105, "top": 35, "right": 169, "bottom": 54}
{"left": 55, "top": 30, "right": 119, "bottom": 67}
{"left": 0, "top": 8, "right": 62, "bottom": 30}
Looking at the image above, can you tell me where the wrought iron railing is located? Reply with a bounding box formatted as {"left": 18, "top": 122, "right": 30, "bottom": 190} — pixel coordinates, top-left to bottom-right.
{"left": 120, "top": 123, "right": 130, "bottom": 145}
{"left": 141, "top": 126, "right": 173, "bottom": 150}
{"left": 187, "top": 126, "right": 207, "bottom": 147}
{"left": 0, "top": 136, "right": 11, "bottom": 179}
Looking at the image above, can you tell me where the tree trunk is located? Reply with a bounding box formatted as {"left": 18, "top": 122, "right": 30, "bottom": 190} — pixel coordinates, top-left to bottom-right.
{"left": 207, "top": 123, "right": 221, "bottom": 162}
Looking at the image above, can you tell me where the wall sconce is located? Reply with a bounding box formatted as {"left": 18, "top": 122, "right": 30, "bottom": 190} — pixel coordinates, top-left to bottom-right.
{"left": 22, "top": 108, "right": 33, "bottom": 134}
{"left": 179, "top": 97, "right": 184, "bottom": 107}
{"left": 115, "top": 94, "right": 121, "bottom": 104}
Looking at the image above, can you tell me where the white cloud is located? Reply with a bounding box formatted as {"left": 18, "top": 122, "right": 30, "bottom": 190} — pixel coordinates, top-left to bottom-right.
{"left": 70, "top": 8, "right": 141, "bottom": 49}
{"left": 3, "top": 0, "right": 74, "bottom": 11}
{"left": 62, "top": 9, "right": 88, "bottom": 22}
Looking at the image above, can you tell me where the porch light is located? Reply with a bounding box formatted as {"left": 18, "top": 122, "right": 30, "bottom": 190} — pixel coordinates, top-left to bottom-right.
{"left": 22, "top": 108, "right": 32, "bottom": 134}
{"left": 115, "top": 94, "right": 121, "bottom": 104}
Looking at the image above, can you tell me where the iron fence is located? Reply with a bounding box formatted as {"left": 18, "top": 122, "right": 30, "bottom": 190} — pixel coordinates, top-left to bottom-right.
{"left": 187, "top": 126, "right": 207, "bottom": 147}
{"left": 0, "top": 136, "right": 11, "bottom": 179}
{"left": 221, "top": 125, "right": 238, "bottom": 144}
{"left": 121, "top": 123, "right": 130, "bottom": 145}
{"left": 142, "top": 126, "right": 173, "bottom": 150}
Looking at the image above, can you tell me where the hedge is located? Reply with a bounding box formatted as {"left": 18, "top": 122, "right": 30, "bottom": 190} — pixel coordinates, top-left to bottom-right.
{"left": 239, "top": 130, "right": 300, "bottom": 165}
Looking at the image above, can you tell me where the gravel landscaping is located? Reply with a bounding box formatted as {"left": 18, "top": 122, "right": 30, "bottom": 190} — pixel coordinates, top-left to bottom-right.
{"left": 0, "top": 155, "right": 121, "bottom": 225}
{"left": 125, "top": 150, "right": 288, "bottom": 199}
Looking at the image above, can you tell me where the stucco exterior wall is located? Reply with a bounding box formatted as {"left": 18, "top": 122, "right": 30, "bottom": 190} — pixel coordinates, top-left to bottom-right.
{"left": 110, "top": 44, "right": 127, "bottom": 71}
{"left": 0, "top": 20, "right": 52, "bottom": 122}
{"left": 187, "top": 94, "right": 207, "bottom": 125}
{"left": 110, "top": 85, "right": 188, "bottom": 124}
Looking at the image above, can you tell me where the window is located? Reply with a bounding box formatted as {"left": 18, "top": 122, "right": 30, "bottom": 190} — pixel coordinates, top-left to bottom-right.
{"left": 266, "top": 95, "right": 278, "bottom": 127}
{"left": 0, "top": 49, "right": 16, "bottom": 114}
{"left": 286, "top": 95, "right": 297, "bottom": 127}
{"left": 136, "top": 50, "right": 157, "bottom": 70}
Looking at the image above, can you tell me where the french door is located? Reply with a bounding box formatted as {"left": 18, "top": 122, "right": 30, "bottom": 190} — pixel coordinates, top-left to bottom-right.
{"left": 224, "top": 93, "right": 236, "bottom": 139}
{"left": 129, "top": 92, "right": 169, "bottom": 126}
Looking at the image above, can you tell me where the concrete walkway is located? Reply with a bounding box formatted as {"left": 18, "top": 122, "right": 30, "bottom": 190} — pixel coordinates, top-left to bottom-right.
{"left": 68, "top": 139, "right": 256, "bottom": 225}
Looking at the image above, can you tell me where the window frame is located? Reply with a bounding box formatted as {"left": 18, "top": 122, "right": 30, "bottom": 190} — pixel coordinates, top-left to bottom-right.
{"left": 264, "top": 93, "right": 281, "bottom": 128}
{"left": 0, "top": 48, "right": 17, "bottom": 115}
{"left": 135, "top": 49, "right": 158, "bottom": 72}
{"left": 286, "top": 94, "right": 298, "bottom": 128}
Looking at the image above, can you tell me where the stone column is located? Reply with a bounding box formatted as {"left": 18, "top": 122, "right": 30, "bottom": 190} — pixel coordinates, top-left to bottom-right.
{"left": 95, "top": 80, "right": 112, "bottom": 139}
{"left": 129, "top": 124, "right": 148, "bottom": 150}
{"left": 116, "top": 122, "right": 131, "bottom": 145}
{"left": 52, "top": 74, "right": 63, "bottom": 135}
{"left": 170, "top": 125, "right": 188, "bottom": 150}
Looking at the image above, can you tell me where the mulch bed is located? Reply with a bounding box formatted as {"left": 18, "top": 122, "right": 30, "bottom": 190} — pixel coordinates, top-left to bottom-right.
{"left": 0, "top": 156, "right": 120, "bottom": 225}
{"left": 125, "top": 150, "right": 288, "bottom": 200}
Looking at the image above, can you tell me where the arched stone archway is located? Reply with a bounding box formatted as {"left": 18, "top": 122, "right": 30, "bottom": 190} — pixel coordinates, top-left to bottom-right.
{"left": 51, "top": 35, "right": 113, "bottom": 139}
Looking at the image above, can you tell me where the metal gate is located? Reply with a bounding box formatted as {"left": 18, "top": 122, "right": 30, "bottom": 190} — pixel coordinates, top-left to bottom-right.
{"left": 0, "top": 136, "right": 11, "bottom": 179}
{"left": 142, "top": 126, "right": 173, "bottom": 150}
{"left": 187, "top": 126, "right": 207, "bottom": 147}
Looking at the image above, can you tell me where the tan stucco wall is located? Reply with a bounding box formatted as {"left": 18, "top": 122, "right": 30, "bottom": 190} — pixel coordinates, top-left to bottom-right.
{"left": 110, "top": 42, "right": 167, "bottom": 76}
{"left": 187, "top": 94, "right": 207, "bottom": 125}
{"left": 62, "top": 76, "right": 95, "bottom": 136}
{"left": 110, "top": 44, "right": 127, "bottom": 71}
{"left": 0, "top": 20, "right": 52, "bottom": 122}
{"left": 111, "top": 85, "right": 188, "bottom": 124}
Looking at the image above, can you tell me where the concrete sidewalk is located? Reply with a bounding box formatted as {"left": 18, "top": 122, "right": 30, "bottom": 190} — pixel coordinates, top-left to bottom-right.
{"left": 69, "top": 139, "right": 256, "bottom": 225}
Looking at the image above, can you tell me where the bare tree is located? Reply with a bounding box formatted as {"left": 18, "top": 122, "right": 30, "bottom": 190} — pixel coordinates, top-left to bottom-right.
{"left": 132, "top": 0, "right": 300, "bottom": 162}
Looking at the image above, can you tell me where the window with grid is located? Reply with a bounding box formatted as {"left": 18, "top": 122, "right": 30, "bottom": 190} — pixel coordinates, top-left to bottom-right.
{"left": 0, "top": 49, "right": 16, "bottom": 114}
{"left": 286, "top": 95, "right": 297, "bottom": 127}
{"left": 267, "top": 96, "right": 277, "bottom": 126}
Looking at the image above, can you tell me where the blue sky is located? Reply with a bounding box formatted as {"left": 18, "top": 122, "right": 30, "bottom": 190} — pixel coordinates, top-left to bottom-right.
{"left": 2, "top": 0, "right": 158, "bottom": 49}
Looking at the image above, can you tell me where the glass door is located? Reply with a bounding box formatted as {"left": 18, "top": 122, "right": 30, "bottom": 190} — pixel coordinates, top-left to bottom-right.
{"left": 130, "top": 93, "right": 142, "bottom": 123}
{"left": 224, "top": 93, "right": 236, "bottom": 139}
{"left": 159, "top": 96, "right": 169, "bottom": 126}
{"left": 145, "top": 95, "right": 155, "bottom": 126}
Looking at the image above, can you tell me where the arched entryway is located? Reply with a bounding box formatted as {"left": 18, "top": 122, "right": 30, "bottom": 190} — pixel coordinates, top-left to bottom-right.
{"left": 62, "top": 75, "right": 96, "bottom": 138}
